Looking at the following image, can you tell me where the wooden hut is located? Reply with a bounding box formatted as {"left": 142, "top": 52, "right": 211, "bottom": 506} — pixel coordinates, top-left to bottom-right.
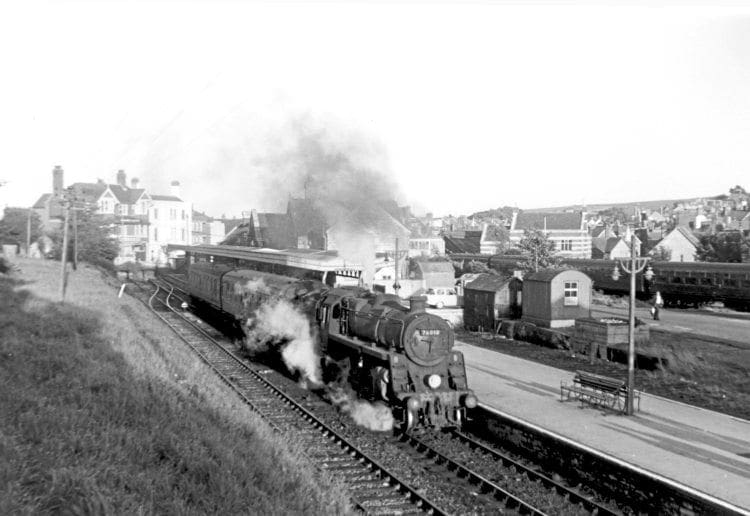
{"left": 521, "top": 269, "right": 592, "bottom": 328}
{"left": 463, "top": 274, "right": 523, "bottom": 331}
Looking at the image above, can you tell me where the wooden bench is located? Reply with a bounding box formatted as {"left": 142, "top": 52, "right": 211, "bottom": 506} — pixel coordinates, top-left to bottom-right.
{"left": 560, "top": 370, "right": 640, "bottom": 413}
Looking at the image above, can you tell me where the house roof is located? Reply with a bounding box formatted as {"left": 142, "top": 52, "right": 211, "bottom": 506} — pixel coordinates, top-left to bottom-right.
{"left": 151, "top": 194, "right": 182, "bottom": 202}
{"left": 254, "top": 212, "right": 296, "bottom": 249}
{"left": 193, "top": 210, "right": 212, "bottom": 222}
{"left": 727, "top": 209, "right": 750, "bottom": 221}
{"left": 443, "top": 235, "right": 481, "bottom": 254}
{"left": 109, "top": 184, "right": 146, "bottom": 204}
{"left": 482, "top": 224, "right": 507, "bottom": 242}
{"left": 675, "top": 226, "right": 701, "bottom": 247}
{"left": 465, "top": 273, "right": 514, "bottom": 292}
{"left": 513, "top": 211, "right": 583, "bottom": 231}
{"left": 604, "top": 237, "right": 625, "bottom": 253}
{"left": 411, "top": 260, "right": 455, "bottom": 275}
{"left": 69, "top": 182, "right": 108, "bottom": 203}
{"left": 32, "top": 193, "right": 51, "bottom": 209}
{"left": 590, "top": 225, "right": 606, "bottom": 238}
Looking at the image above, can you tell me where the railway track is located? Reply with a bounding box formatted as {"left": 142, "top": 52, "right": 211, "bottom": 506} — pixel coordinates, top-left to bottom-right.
{"left": 130, "top": 280, "right": 443, "bottom": 515}
{"left": 124, "top": 277, "right": 622, "bottom": 514}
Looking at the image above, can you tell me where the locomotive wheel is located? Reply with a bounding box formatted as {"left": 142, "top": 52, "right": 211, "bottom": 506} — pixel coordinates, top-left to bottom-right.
{"left": 405, "top": 409, "right": 416, "bottom": 431}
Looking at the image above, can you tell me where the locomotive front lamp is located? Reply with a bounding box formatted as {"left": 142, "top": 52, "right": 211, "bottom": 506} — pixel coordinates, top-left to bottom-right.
{"left": 427, "top": 374, "right": 442, "bottom": 389}
{"left": 644, "top": 265, "right": 654, "bottom": 281}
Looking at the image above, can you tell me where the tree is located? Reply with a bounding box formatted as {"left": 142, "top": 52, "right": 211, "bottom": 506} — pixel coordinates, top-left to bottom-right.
{"left": 0, "top": 207, "right": 42, "bottom": 248}
{"left": 695, "top": 232, "right": 744, "bottom": 263}
{"left": 451, "top": 259, "right": 496, "bottom": 277}
{"left": 517, "top": 228, "right": 560, "bottom": 273}
{"left": 50, "top": 209, "right": 119, "bottom": 270}
{"left": 650, "top": 246, "right": 672, "bottom": 262}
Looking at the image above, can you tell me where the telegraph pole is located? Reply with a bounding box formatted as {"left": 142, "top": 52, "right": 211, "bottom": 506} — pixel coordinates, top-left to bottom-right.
{"left": 72, "top": 208, "right": 78, "bottom": 270}
{"left": 26, "top": 208, "right": 32, "bottom": 256}
{"left": 59, "top": 205, "right": 70, "bottom": 301}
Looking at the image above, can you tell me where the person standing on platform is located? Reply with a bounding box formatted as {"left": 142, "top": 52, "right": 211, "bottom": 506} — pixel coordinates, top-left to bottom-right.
{"left": 651, "top": 291, "right": 663, "bottom": 320}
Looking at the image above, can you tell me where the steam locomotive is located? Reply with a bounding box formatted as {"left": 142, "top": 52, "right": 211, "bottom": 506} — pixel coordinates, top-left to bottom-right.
{"left": 185, "top": 261, "right": 477, "bottom": 430}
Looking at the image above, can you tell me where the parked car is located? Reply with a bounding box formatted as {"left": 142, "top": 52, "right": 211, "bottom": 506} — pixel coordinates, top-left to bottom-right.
{"left": 425, "top": 287, "right": 459, "bottom": 309}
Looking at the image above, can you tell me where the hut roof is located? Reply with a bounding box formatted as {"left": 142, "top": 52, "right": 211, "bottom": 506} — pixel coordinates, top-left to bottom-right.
{"left": 524, "top": 268, "right": 590, "bottom": 282}
{"left": 465, "top": 273, "right": 514, "bottom": 292}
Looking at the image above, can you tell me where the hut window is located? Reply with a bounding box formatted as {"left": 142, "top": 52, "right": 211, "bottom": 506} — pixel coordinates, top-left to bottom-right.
{"left": 563, "top": 281, "right": 579, "bottom": 306}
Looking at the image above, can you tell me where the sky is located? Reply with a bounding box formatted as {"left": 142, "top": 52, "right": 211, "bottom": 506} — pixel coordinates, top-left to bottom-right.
{"left": 1, "top": 1, "right": 750, "bottom": 218}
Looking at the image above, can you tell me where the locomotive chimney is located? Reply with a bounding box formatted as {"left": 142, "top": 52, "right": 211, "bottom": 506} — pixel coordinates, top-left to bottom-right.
{"left": 409, "top": 296, "right": 427, "bottom": 313}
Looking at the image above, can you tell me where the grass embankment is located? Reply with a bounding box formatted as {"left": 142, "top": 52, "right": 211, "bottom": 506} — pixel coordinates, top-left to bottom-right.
{"left": 0, "top": 258, "right": 350, "bottom": 514}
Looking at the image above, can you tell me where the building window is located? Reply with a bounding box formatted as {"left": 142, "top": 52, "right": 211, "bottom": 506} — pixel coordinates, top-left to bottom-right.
{"left": 564, "top": 281, "right": 579, "bottom": 306}
{"left": 153, "top": 208, "right": 158, "bottom": 219}
{"left": 560, "top": 240, "right": 573, "bottom": 251}
{"left": 170, "top": 208, "right": 176, "bottom": 220}
{"left": 181, "top": 229, "right": 185, "bottom": 241}
{"left": 154, "top": 228, "right": 159, "bottom": 241}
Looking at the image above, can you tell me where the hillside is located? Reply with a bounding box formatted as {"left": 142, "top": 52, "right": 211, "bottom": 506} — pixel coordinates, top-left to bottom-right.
{"left": 522, "top": 196, "right": 714, "bottom": 213}
{"left": 0, "top": 258, "right": 349, "bottom": 514}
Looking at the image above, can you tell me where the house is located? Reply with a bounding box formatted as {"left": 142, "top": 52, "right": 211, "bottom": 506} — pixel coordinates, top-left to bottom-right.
{"left": 591, "top": 237, "right": 633, "bottom": 260}
{"left": 479, "top": 223, "right": 509, "bottom": 254}
{"left": 463, "top": 274, "right": 523, "bottom": 331}
{"left": 521, "top": 269, "right": 593, "bottom": 328}
{"left": 650, "top": 227, "right": 700, "bottom": 262}
{"left": 724, "top": 210, "right": 750, "bottom": 235}
{"left": 510, "top": 211, "right": 592, "bottom": 259}
{"left": 443, "top": 230, "right": 482, "bottom": 254}
{"left": 148, "top": 182, "right": 192, "bottom": 265}
{"left": 408, "top": 236, "right": 445, "bottom": 257}
{"left": 191, "top": 210, "right": 226, "bottom": 245}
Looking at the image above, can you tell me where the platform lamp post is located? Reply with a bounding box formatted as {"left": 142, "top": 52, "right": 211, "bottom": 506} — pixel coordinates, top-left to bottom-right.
{"left": 611, "top": 234, "right": 653, "bottom": 415}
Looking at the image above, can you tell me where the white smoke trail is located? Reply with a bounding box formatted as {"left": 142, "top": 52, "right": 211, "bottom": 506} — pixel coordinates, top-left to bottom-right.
{"left": 328, "top": 387, "right": 394, "bottom": 432}
{"left": 235, "top": 278, "right": 322, "bottom": 385}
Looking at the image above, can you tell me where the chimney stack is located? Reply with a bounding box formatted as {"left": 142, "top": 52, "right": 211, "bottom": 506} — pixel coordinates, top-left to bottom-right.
{"left": 131, "top": 177, "right": 139, "bottom": 189}
{"left": 52, "top": 165, "right": 64, "bottom": 197}
{"left": 116, "top": 169, "right": 126, "bottom": 187}
{"left": 170, "top": 180, "right": 181, "bottom": 198}
{"left": 409, "top": 296, "right": 427, "bottom": 313}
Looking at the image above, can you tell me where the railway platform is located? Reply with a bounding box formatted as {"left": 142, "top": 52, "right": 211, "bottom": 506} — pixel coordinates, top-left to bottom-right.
{"left": 456, "top": 340, "right": 750, "bottom": 513}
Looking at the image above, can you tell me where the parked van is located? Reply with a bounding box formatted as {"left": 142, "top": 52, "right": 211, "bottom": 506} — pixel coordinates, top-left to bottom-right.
{"left": 424, "top": 287, "right": 459, "bottom": 309}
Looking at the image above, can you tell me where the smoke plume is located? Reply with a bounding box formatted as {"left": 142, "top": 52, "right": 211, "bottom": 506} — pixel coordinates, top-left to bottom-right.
{"left": 237, "top": 279, "right": 322, "bottom": 385}
{"left": 328, "top": 387, "right": 394, "bottom": 432}
{"left": 258, "top": 114, "right": 406, "bottom": 284}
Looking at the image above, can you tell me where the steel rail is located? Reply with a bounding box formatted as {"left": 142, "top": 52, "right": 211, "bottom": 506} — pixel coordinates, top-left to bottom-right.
{"left": 403, "top": 433, "right": 548, "bottom": 516}
{"left": 450, "top": 429, "right": 619, "bottom": 515}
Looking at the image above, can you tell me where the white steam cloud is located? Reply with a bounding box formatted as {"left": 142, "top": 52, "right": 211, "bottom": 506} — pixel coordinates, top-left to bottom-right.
{"left": 328, "top": 387, "right": 394, "bottom": 432}
{"left": 237, "top": 279, "right": 322, "bottom": 385}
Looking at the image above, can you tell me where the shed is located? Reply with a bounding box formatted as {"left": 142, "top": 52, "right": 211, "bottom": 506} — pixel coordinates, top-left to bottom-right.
{"left": 521, "top": 269, "right": 592, "bottom": 328}
{"left": 463, "top": 274, "right": 523, "bottom": 331}
{"left": 407, "top": 260, "right": 456, "bottom": 290}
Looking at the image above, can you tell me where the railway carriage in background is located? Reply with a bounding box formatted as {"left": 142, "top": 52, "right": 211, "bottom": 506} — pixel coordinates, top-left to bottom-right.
{"left": 185, "top": 261, "right": 477, "bottom": 430}
{"left": 478, "top": 254, "right": 750, "bottom": 311}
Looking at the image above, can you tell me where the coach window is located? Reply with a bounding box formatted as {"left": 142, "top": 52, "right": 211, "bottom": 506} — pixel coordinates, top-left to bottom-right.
{"left": 563, "top": 281, "right": 579, "bottom": 306}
